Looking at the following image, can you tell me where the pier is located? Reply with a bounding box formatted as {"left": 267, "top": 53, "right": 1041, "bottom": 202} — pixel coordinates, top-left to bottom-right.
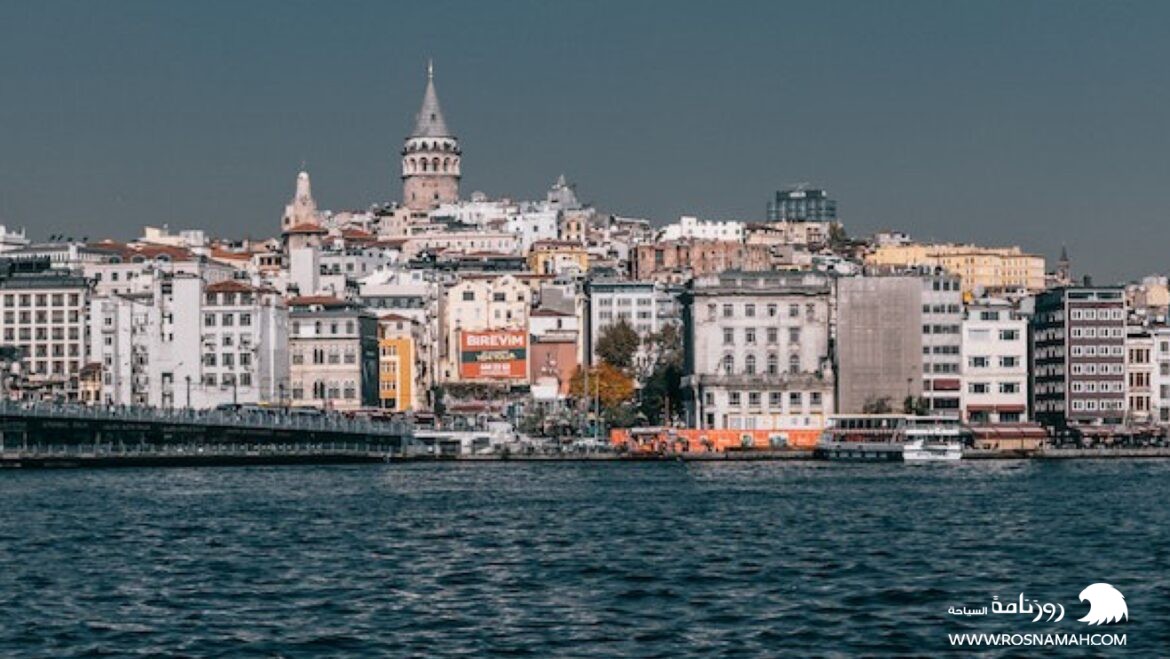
{"left": 0, "top": 401, "right": 412, "bottom": 468}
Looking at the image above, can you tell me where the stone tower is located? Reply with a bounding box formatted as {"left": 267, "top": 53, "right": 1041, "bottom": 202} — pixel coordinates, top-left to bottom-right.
{"left": 281, "top": 170, "right": 319, "bottom": 232}
{"left": 402, "top": 60, "right": 460, "bottom": 211}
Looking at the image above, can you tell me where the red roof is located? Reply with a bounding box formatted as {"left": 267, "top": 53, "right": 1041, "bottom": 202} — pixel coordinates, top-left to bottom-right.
{"left": 379, "top": 313, "right": 416, "bottom": 323}
{"left": 206, "top": 280, "right": 256, "bottom": 293}
{"left": 341, "top": 228, "right": 375, "bottom": 240}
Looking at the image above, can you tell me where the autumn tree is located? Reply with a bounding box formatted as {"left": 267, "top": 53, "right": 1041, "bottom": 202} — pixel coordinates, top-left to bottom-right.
{"left": 569, "top": 362, "right": 635, "bottom": 411}
{"left": 595, "top": 319, "right": 640, "bottom": 370}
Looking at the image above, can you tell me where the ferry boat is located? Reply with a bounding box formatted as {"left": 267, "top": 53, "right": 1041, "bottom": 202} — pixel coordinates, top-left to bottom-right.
{"left": 815, "top": 415, "right": 965, "bottom": 462}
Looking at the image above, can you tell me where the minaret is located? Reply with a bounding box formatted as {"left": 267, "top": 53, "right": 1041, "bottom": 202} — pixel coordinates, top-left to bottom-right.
{"left": 401, "top": 60, "right": 461, "bottom": 211}
{"left": 281, "top": 170, "right": 319, "bottom": 231}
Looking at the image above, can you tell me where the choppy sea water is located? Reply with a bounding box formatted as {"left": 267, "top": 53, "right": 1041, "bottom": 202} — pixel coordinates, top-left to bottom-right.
{"left": 1, "top": 460, "right": 1167, "bottom": 657}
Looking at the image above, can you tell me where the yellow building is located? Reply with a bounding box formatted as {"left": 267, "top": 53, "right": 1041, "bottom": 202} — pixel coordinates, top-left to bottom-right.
{"left": 526, "top": 240, "right": 589, "bottom": 276}
{"left": 866, "top": 243, "right": 1045, "bottom": 295}
{"left": 378, "top": 316, "right": 415, "bottom": 412}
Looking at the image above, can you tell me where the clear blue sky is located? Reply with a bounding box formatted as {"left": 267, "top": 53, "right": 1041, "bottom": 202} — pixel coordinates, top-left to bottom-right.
{"left": 1, "top": 0, "right": 1167, "bottom": 282}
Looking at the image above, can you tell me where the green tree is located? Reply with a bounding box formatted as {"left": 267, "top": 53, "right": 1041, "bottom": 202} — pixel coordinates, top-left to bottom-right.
{"left": 595, "top": 318, "right": 640, "bottom": 370}
{"left": 862, "top": 396, "right": 894, "bottom": 414}
{"left": 638, "top": 324, "right": 685, "bottom": 425}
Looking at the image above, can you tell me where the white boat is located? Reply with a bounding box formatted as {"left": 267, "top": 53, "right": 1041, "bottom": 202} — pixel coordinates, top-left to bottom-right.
{"left": 816, "top": 415, "right": 965, "bottom": 462}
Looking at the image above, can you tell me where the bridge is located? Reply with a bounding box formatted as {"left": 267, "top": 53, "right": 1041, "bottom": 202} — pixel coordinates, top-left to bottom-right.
{"left": 0, "top": 401, "right": 414, "bottom": 467}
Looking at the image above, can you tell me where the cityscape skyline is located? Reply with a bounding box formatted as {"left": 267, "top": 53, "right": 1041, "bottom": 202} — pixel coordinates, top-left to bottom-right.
{"left": 2, "top": 1, "right": 1169, "bottom": 282}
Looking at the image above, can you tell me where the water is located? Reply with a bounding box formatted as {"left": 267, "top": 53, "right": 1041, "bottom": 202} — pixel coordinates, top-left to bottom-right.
{"left": 1, "top": 460, "right": 1167, "bottom": 656}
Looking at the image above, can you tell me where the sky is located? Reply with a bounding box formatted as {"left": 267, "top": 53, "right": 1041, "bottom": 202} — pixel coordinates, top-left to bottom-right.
{"left": 0, "top": 0, "right": 1168, "bottom": 282}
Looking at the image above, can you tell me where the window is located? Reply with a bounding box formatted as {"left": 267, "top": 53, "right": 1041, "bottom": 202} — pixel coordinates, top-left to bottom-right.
{"left": 769, "top": 392, "right": 782, "bottom": 407}
{"left": 788, "top": 304, "right": 799, "bottom": 318}
{"left": 766, "top": 328, "right": 778, "bottom": 344}
{"left": 462, "top": 290, "right": 475, "bottom": 301}
{"left": 748, "top": 392, "right": 761, "bottom": 407}
{"left": 788, "top": 327, "right": 801, "bottom": 344}
{"left": 1000, "top": 356, "right": 1019, "bottom": 368}
{"left": 788, "top": 355, "right": 800, "bottom": 375}
{"left": 999, "top": 382, "right": 1020, "bottom": 394}
{"left": 723, "top": 328, "right": 734, "bottom": 345}
{"left": 744, "top": 354, "right": 756, "bottom": 375}
{"left": 745, "top": 328, "right": 756, "bottom": 345}
{"left": 745, "top": 304, "right": 755, "bottom": 318}
{"left": 729, "top": 391, "right": 742, "bottom": 406}
{"left": 767, "top": 304, "right": 777, "bottom": 317}
{"left": 968, "top": 356, "right": 990, "bottom": 368}
{"left": 721, "top": 354, "right": 734, "bottom": 373}
{"left": 968, "top": 382, "right": 989, "bottom": 394}
{"left": 240, "top": 313, "right": 252, "bottom": 327}
{"left": 767, "top": 354, "right": 779, "bottom": 376}
{"left": 722, "top": 304, "right": 733, "bottom": 318}
{"left": 999, "top": 329, "right": 1019, "bottom": 341}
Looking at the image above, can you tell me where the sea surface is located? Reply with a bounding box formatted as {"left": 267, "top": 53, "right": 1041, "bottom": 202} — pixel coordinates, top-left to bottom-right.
{"left": 1, "top": 460, "right": 1167, "bottom": 657}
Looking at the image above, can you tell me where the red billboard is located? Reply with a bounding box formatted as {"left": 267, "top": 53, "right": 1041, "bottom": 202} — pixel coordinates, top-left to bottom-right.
{"left": 459, "top": 330, "right": 528, "bottom": 380}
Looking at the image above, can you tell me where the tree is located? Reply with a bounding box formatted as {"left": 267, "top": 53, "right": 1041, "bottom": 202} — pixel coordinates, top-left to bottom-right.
{"left": 638, "top": 324, "right": 685, "bottom": 425}
{"left": 903, "top": 395, "right": 929, "bottom": 416}
{"left": 569, "top": 362, "right": 635, "bottom": 411}
{"left": 595, "top": 319, "right": 640, "bottom": 370}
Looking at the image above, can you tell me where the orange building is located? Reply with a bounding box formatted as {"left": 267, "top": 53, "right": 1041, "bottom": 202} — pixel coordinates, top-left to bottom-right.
{"left": 378, "top": 315, "right": 415, "bottom": 412}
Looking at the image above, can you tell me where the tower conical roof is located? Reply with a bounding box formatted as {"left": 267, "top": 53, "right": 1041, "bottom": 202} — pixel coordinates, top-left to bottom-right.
{"left": 411, "top": 60, "right": 451, "bottom": 138}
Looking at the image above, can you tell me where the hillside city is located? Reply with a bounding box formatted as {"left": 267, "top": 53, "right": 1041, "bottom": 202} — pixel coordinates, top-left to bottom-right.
{"left": 0, "top": 63, "right": 1160, "bottom": 450}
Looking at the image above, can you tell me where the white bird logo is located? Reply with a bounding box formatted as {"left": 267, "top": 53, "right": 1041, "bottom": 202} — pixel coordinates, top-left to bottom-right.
{"left": 1077, "top": 583, "right": 1128, "bottom": 625}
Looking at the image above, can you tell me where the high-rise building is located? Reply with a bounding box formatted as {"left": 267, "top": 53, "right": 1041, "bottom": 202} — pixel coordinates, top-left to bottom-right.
{"left": 402, "top": 61, "right": 461, "bottom": 211}
{"left": 961, "top": 299, "right": 1029, "bottom": 423}
{"left": 1031, "top": 287, "right": 1127, "bottom": 429}
{"left": 0, "top": 258, "right": 89, "bottom": 399}
{"left": 920, "top": 273, "right": 964, "bottom": 415}
{"left": 766, "top": 186, "right": 838, "bottom": 222}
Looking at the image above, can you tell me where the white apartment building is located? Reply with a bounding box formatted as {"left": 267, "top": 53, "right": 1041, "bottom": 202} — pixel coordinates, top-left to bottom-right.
{"left": 684, "top": 271, "right": 834, "bottom": 435}
{"left": 0, "top": 264, "right": 90, "bottom": 399}
{"left": 1150, "top": 327, "right": 1170, "bottom": 424}
{"left": 659, "top": 216, "right": 744, "bottom": 243}
{"left": 439, "top": 274, "right": 530, "bottom": 383}
{"left": 200, "top": 280, "right": 289, "bottom": 407}
{"left": 921, "top": 273, "right": 964, "bottom": 415}
{"left": 89, "top": 275, "right": 203, "bottom": 408}
{"left": 585, "top": 279, "right": 681, "bottom": 372}
{"left": 960, "top": 299, "right": 1029, "bottom": 424}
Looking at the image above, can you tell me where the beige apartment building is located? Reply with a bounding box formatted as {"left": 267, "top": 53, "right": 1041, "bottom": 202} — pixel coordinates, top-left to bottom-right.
{"left": 866, "top": 243, "right": 1045, "bottom": 295}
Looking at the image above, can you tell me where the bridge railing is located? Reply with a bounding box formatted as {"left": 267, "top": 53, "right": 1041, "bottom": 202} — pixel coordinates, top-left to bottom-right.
{"left": 0, "top": 400, "right": 412, "bottom": 438}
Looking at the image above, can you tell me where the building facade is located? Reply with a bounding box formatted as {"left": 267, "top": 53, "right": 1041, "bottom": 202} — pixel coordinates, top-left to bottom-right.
{"left": 1031, "top": 287, "right": 1127, "bottom": 428}
{"left": 0, "top": 260, "right": 90, "bottom": 399}
{"left": 836, "top": 277, "right": 924, "bottom": 414}
{"left": 766, "top": 186, "right": 838, "bottom": 222}
{"left": 288, "top": 297, "right": 379, "bottom": 410}
{"left": 960, "top": 299, "right": 1029, "bottom": 423}
{"left": 921, "top": 273, "right": 964, "bottom": 415}
{"left": 683, "top": 271, "right": 833, "bottom": 442}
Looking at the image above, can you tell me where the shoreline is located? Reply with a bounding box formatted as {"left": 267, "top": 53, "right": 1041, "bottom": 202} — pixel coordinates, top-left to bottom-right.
{"left": 4, "top": 447, "right": 1170, "bottom": 469}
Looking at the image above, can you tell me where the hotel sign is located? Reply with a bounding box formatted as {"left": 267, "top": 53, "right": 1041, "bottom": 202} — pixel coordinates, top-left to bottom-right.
{"left": 459, "top": 330, "right": 528, "bottom": 379}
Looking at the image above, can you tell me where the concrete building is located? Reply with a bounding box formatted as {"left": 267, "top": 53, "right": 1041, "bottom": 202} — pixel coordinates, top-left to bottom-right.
{"left": 1031, "top": 287, "right": 1127, "bottom": 429}
{"left": 683, "top": 271, "right": 833, "bottom": 441}
{"left": 1151, "top": 328, "right": 1170, "bottom": 424}
{"left": 866, "top": 243, "right": 1046, "bottom": 295}
{"left": 1125, "top": 326, "right": 1154, "bottom": 424}
{"left": 659, "top": 216, "right": 744, "bottom": 242}
{"left": 920, "top": 273, "right": 964, "bottom": 415}
{"left": 377, "top": 314, "right": 418, "bottom": 411}
{"left": 585, "top": 279, "right": 681, "bottom": 371}
{"left": 836, "top": 277, "right": 924, "bottom": 414}
{"left": 89, "top": 275, "right": 203, "bottom": 408}
{"left": 439, "top": 274, "right": 531, "bottom": 384}
{"left": 961, "top": 299, "right": 1029, "bottom": 423}
{"left": 0, "top": 259, "right": 90, "bottom": 399}
{"left": 402, "top": 61, "right": 460, "bottom": 211}
{"left": 288, "top": 297, "right": 379, "bottom": 410}
{"left": 200, "top": 280, "right": 289, "bottom": 407}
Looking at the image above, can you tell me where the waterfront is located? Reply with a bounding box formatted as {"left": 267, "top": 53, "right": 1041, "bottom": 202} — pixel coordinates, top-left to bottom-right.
{"left": 2, "top": 461, "right": 1168, "bottom": 656}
